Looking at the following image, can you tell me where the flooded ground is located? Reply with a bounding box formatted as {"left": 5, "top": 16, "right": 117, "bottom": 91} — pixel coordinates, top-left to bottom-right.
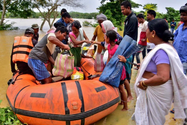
{"left": 0, "top": 19, "right": 183, "bottom": 124}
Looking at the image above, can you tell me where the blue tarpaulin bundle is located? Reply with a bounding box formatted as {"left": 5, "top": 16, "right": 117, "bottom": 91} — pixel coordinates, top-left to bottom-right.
{"left": 99, "top": 35, "right": 141, "bottom": 87}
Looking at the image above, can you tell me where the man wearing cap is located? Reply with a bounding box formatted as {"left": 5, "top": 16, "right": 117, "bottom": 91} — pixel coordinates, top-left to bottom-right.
{"left": 173, "top": 3, "right": 187, "bottom": 75}
{"left": 10, "top": 28, "right": 36, "bottom": 76}
{"left": 91, "top": 13, "right": 107, "bottom": 53}
{"left": 31, "top": 24, "right": 39, "bottom": 42}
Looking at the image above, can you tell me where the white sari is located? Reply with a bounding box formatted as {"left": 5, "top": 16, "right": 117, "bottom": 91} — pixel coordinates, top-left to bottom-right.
{"left": 134, "top": 43, "right": 187, "bottom": 125}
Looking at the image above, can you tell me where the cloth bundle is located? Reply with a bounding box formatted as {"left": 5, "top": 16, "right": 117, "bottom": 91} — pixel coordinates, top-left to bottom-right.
{"left": 99, "top": 35, "right": 141, "bottom": 87}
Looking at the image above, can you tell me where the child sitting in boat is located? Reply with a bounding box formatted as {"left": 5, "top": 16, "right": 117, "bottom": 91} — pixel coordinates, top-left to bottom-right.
{"left": 105, "top": 30, "right": 128, "bottom": 111}
{"left": 69, "top": 20, "right": 90, "bottom": 67}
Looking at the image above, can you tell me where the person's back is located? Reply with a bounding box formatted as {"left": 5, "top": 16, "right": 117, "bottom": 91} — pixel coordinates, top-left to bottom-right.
{"left": 11, "top": 28, "right": 36, "bottom": 76}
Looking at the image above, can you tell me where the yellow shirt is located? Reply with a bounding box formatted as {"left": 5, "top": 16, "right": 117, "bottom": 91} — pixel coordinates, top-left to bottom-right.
{"left": 94, "top": 25, "right": 105, "bottom": 53}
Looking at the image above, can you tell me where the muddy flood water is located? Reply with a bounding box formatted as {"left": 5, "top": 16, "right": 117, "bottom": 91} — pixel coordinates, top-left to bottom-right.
{"left": 0, "top": 18, "right": 183, "bottom": 125}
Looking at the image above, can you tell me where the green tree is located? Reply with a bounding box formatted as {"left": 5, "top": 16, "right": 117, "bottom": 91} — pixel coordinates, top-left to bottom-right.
{"left": 98, "top": 0, "right": 141, "bottom": 30}
{"left": 0, "top": 0, "right": 33, "bottom": 26}
{"left": 165, "top": 7, "right": 180, "bottom": 22}
{"left": 100, "top": 0, "right": 141, "bottom": 8}
{"left": 143, "top": 3, "right": 157, "bottom": 19}
{"left": 32, "top": 0, "right": 83, "bottom": 30}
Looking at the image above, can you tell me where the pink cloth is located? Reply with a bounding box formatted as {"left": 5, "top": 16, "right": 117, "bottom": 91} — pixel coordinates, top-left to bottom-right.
{"left": 108, "top": 44, "right": 126, "bottom": 80}
{"left": 69, "top": 32, "right": 77, "bottom": 42}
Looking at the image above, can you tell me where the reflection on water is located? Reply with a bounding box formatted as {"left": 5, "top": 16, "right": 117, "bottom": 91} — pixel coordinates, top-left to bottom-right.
{"left": 0, "top": 19, "right": 182, "bottom": 125}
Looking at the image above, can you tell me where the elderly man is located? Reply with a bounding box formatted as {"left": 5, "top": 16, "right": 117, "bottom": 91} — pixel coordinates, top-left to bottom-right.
{"left": 91, "top": 13, "right": 107, "bottom": 53}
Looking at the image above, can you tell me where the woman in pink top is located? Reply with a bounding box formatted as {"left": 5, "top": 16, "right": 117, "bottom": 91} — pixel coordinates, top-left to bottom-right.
{"left": 106, "top": 30, "right": 128, "bottom": 111}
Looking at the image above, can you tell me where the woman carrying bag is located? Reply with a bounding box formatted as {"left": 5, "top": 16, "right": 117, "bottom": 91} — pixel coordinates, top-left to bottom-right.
{"left": 69, "top": 20, "right": 90, "bottom": 67}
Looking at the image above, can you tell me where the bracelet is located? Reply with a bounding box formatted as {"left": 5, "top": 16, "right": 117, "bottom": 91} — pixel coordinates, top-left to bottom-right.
{"left": 140, "top": 82, "right": 146, "bottom": 90}
{"left": 142, "top": 81, "right": 147, "bottom": 88}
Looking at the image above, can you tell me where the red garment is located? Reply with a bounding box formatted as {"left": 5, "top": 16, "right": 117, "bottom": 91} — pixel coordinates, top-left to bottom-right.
{"left": 138, "top": 32, "right": 147, "bottom": 46}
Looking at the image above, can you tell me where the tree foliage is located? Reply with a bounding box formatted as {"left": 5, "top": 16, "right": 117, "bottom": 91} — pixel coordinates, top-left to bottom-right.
{"left": 143, "top": 3, "right": 157, "bottom": 20}
{"left": 98, "top": 0, "right": 141, "bottom": 30}
{"left": 165, "top": 7, "right": 180, "bottom": 22}
{"left": 143, "top": 3, "right": 157, "bottom": 11}
{"left": 32, "top": 0, "right": 84, "bottom": 30}
{"left": 98, "top": 1, "right": 124, "bottom": 30}
{"left": 100, "top": 0, "right": 141, "bottom": 8}
{"left": 0, "top": 0, "right": 33, "bottom": 28}
{"left": 69, "top": 12, "right": 98, "bottom": 19}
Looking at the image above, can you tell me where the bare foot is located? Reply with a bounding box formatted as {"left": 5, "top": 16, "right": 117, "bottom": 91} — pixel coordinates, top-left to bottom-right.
{"left": 127, "top": 96, "right": 133, "bottom": 102}
{"left": 121, "top": 107, "right": 128, "bottom": 111}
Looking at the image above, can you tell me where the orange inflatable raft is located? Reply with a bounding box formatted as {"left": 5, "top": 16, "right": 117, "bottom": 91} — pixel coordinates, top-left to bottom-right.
{"left": 6, "top": 58, "right": 120, "bottom": 125}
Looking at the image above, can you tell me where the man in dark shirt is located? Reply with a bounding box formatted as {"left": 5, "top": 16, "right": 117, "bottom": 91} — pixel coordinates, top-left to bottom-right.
{"left": 121, "top": 1, "right": 138, "bottom": 41}
{"left": 170, "top": 19, "right": 176, "bottom": 34}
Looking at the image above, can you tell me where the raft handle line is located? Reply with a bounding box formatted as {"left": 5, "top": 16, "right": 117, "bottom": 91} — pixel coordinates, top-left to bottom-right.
{"left": 80, "top": 61, "right": 92, "bottom": 78}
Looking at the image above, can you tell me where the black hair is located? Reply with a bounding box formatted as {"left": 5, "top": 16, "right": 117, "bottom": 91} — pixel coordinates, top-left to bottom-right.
{"left": 60, "top": 8, "right": 67, "bottom": 16}
{"left": 55, "top": 26, "right": 69, "bottom": 35}
{"left": 106, "top": 30, "right": 117, "bottom": 42}
{"left": 121, "top": 1, "right": 131, "bottom": 10}
{"left": 72, "top": 20, "right": 82, "bottom": 29}
{"left": 62, "top": 12, "right": 71, "bottom": 18}
{"left": 137, "top": 14, "right": 144, "bottom": 19}
{"left": 148, "top": 19, "right": 173, "bottom": 42}
{"left": 180, "top": 3, "right": 187, "bottom": 13}
{"left": 147, "top": 10, "right": 156, "bottom": 18}
{"left": 54, "top": 21, "right": 65, "bottom": 28}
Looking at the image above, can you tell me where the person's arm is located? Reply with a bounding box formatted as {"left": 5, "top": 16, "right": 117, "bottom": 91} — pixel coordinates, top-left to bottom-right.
{"left": 48, "top": 56, "right": 55, "bottom": 65}
{"left": 10, "top": 44, "right": 16, "bottom": 74}
{"left": 92, "top": 26, "right": 98, "bottom": 41}
{"left": 142, "top": 63, "right": 170, "bottom": 86}
{"left": 172, "top": 28, "right": 178, "bottom": 44}
{"left": 137, "top": 50, "right": 170, "bottom": 89}
{"left": 174, "top": 22, "right": 176, "bottom": 27}
{"left": 91, "top": 41, "right": 102, "bottom": 45}
{"left": 118, "top": 55, "right": 127, "bottom": 63}
{"left": 69, "top": 34, "right": 86, "bottom": 45}
{"left": 48, "top": 36, "right": 70, "bottom": 50}
{"left": 92, "top": 35, "right": 97, "bottom": 41}
{"left": 106, "top": 54, "right": 110, "bottom": 64}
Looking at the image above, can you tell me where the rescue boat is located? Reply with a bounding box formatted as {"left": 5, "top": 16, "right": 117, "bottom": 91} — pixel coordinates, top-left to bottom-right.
{"left": 6, "top": 58, "right": 120, "bottom": 125}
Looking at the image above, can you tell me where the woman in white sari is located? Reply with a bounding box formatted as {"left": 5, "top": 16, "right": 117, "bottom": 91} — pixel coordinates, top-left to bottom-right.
{"left": 134, "top": 19, "right": 187, "bottom": 125}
